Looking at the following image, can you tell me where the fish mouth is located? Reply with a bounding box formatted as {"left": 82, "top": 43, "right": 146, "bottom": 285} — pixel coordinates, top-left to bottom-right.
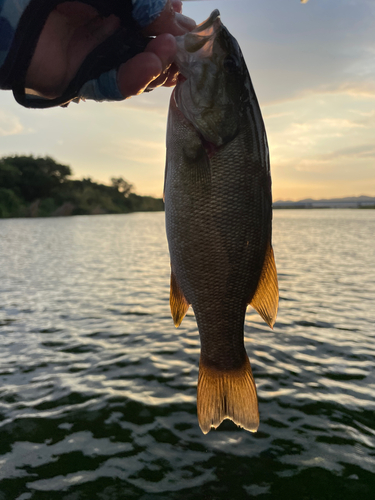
{"left": 181, "top": 10, "right": 222, "bottom": 57}
{"left": 173, "top": 10, "right": 223, "bottom": 95}
{"left": 193, "top": 9, "right": 221, "bottom": 34}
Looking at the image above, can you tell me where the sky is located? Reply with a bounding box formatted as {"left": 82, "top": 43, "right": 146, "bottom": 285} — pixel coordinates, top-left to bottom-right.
{"left": 0, "top": 0, "right": 374, "bottom": 200}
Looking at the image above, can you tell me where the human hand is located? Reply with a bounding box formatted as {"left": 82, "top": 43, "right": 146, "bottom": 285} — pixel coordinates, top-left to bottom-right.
{"left": 25, "top": 0, "right": 196, "bottom": 101}
{"left": 120, "top": 0, "right": 196, "bottom": 96}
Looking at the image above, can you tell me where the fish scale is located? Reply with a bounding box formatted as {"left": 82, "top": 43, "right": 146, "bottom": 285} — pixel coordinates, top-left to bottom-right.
{"left": 164, "top": 10, "right": 278, "bottom": 433}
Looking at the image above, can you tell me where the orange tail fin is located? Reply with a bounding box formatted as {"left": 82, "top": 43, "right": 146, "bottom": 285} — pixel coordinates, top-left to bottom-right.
{"left": 197, "top": 357, "right": 259, "bottom": 434}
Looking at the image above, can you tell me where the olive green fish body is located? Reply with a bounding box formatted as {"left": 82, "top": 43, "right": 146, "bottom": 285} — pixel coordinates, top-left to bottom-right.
{"left": 164, "top": 10, "right": 278, "bottom": 433}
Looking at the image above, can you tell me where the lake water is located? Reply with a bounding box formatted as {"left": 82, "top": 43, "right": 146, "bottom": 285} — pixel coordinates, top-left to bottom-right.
{"left": 0, "top": 210, "right": 374, "bottom": 499}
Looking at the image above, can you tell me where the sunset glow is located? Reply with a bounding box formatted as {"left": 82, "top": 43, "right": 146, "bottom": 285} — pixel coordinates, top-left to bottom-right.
{"left": 0, "top": 0, "right": 374, "bottom": 200}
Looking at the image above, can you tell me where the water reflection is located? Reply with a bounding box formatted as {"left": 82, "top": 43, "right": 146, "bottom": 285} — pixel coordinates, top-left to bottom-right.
{"left": 0, "top": 210, "right": 374, "bottom": 498}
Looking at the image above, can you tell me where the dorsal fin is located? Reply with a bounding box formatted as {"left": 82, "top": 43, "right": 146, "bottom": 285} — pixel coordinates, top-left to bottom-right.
{"left": 250, "top": 241, "right": 279, "bottom": 328}
{"left": 170, "top": 269, "right": 190, "bottom": 327}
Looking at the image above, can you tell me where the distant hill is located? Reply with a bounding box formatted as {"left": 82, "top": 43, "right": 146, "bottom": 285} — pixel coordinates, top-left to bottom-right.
{"left": 273, "top": 196, "right": 375, "bottom": 209}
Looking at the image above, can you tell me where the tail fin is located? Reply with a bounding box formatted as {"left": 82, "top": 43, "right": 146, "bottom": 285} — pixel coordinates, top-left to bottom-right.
{"left": 197, "top": 357, "right": 259, "bottom": 434}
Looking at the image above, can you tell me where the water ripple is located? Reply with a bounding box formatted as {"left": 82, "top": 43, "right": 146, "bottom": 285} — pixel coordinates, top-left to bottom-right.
{"left": 0, "top": 210, "right": 374, "bottom": 498}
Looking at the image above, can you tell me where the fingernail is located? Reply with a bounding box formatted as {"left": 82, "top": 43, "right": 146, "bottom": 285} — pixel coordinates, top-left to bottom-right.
{"left": 175, "top": 13, "right": 196, "bottom": 31}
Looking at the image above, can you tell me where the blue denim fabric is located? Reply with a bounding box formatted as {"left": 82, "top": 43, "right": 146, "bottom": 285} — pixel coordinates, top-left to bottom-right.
{"left": 0, "top": 0, "right": 32, "bottom": 66}
{"left": 78, "top": 69, "right": 124, "bottom": 102}
{"left": 132, "top": 0, "right": 167, "bottom": 28}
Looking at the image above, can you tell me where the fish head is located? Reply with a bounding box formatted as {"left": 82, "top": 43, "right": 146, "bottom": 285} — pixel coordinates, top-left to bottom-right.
{"left": 174, "top": 10, "right": 249, "bottom": 148}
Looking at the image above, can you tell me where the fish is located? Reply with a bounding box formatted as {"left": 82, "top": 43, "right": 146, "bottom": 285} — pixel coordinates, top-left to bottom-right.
{"left": 164, "top": 10, "right": 279, "bottom": 434}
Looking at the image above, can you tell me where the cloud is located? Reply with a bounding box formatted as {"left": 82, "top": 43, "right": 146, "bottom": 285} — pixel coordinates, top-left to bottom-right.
{"left": 101, "top": 138, "right": 165, "bottom": 166}
{"left": 288, "top": 117, "right": 364, "bottom": 135}
{"left": 315, "top": 144, "right": 375, "bottom": 162}
{"left": 267, "top": 109, "right": 371, "bottom": 159}
{"left": 302, "top": 82, "right": 375, "bottom": 101}
{"left": 263, "top": 85, "right": 375, "bottom": 191}
{"left": 350, "top": 109, "right": 375, "bottom": 127}
{"left": 112, "top": 87, "right": 172, "bottom": 117}
{"left": 230, "top": 0, "right": 375, "bottom": 104}
{"left": 273, "top": 142, "right": 375, "bottom": 172}
{"left": 275, "top": 143, "right": 375, "bottom": 175}
{"left": 0, "top": 110, "right": 23, "bottom": 136}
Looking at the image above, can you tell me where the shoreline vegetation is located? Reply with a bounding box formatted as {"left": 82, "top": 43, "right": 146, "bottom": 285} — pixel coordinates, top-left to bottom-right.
{"left": 1, "top": 155, "right": 374, "bottom": 219}
{"left": 0, "top": 155, "right": 164, "bottom": 219}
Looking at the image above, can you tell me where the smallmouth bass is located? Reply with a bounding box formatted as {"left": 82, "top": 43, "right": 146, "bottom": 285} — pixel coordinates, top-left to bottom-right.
{"left": 164, "top": 10, "right": 279, "bottom": 434}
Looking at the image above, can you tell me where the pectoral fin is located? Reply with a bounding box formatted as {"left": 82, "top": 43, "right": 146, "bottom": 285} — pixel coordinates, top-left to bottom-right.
{"left": 170, "top": 269, "right": 190, "bottom": 327}
{"left": 250, "top": 241, "right": 279, "bottom": 328}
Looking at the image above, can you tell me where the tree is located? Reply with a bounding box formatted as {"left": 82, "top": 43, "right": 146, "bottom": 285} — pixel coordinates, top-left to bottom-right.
{"left": 0, "top": 155, "right": 72, "bottom": 202}
{"left": 110, "top": 177, "right": 133, "bottom": 197}
{"left": 0, "top": 188, "right": 23, "bottom": 217}
{"left": 0, "top": 155, "right": 162, "bottom": 217}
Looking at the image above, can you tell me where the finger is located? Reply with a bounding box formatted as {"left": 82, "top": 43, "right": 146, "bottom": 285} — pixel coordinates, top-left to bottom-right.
{"left": 117, "top": 34, "right": 176, "bottom": 97}
{"left": 142, "top": 0, "right": 195, "bottom": 37}
{"left": 55, "top": 2, "right": 99, "bottom": 23}
{"left": 145, "top": 34, "right": 176, "bottom": 73}
{"left": 117, "top": 52, "right": 162, "bottom": 97}
{"left": 149, "top": 62, "right": 180, "bottom": 90}
{"left": 144, "top": 34, "right": 177, "bottom": 89}
{"left": 148, "top": 72, "right": 169, "bottom": 89}
{"left": 171, "top": 0, "right": 183, "bottom": 14}
{"left": 162, "top": 64, "right": 180, "bottom": 87}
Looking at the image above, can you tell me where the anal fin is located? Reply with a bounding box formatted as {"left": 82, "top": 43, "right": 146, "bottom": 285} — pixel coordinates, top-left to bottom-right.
{"left": 170, "top": 269, "right": 190, "bottom": 327}
{"left": 197, "top": 357, "right": 259, "bottom": 434}
{"left": 250, "top": 241, "right": 279, "bottom": 328}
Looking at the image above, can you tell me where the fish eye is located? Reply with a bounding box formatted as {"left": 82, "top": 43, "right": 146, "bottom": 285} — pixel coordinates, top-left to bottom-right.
{"left": 223, "top": 56, "right": 239, "bottom": 73}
